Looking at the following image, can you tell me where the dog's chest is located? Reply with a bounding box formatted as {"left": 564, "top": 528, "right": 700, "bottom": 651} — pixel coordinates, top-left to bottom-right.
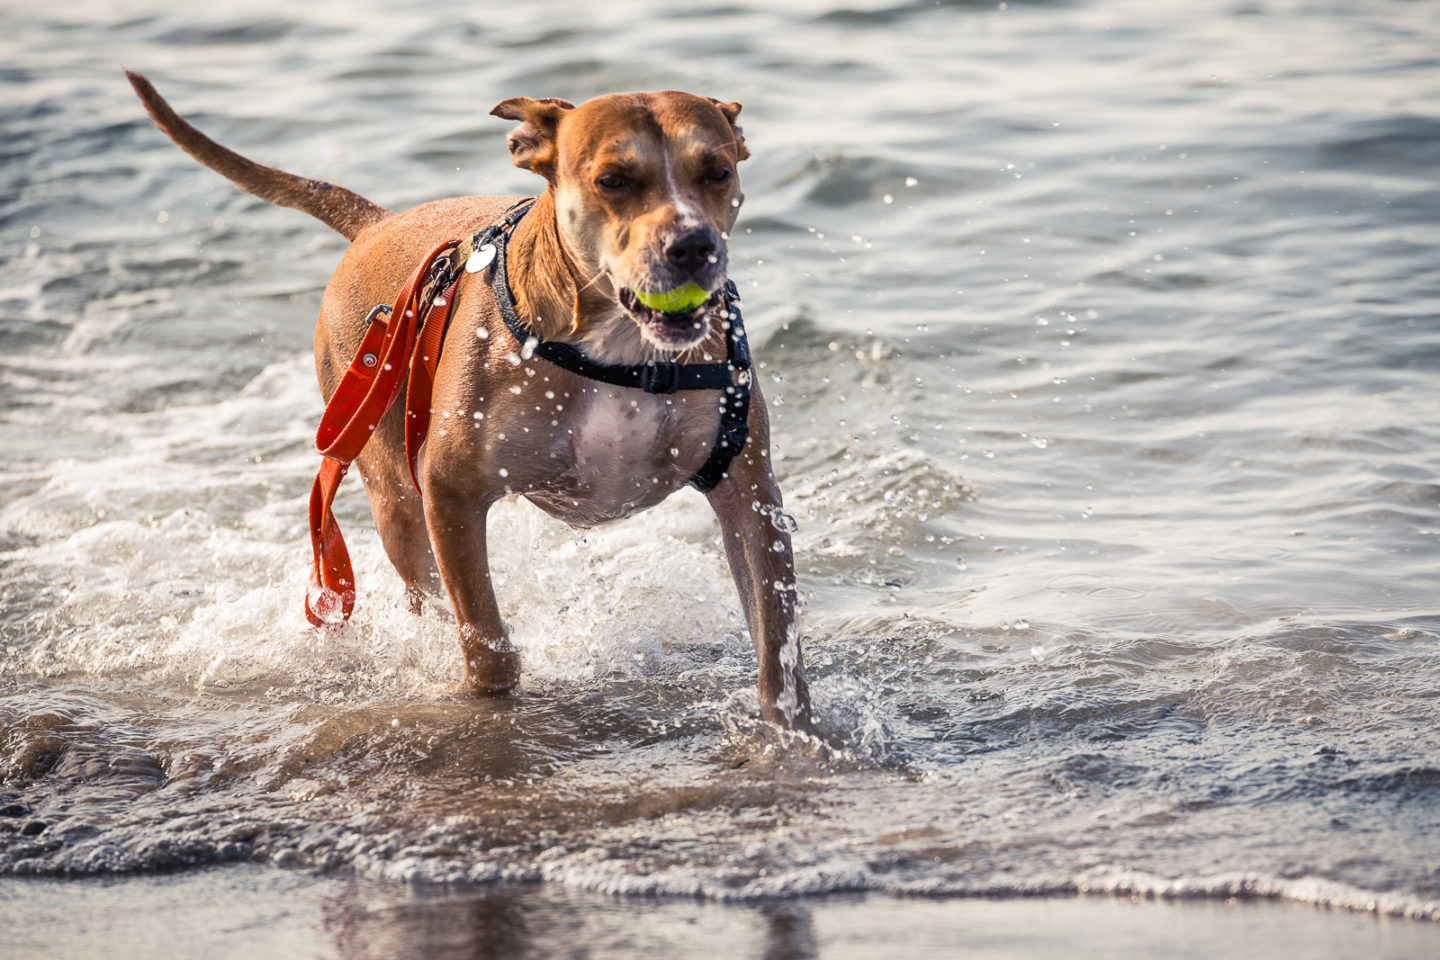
{"left": 572, "top": 387, "right": 667, "bottom": 472}
{"left": 524, "top": 387, "right": 694, "bottom": 525}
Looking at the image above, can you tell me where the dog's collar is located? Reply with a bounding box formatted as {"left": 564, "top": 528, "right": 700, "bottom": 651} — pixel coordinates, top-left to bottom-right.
{"left": 459, "top": 200, "right": 753, "bottom": 493}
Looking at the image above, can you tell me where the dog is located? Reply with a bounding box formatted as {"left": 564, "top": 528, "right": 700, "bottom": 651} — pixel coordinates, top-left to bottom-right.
{"left": 126, "top": 71, "right": 812, "bottom": 730}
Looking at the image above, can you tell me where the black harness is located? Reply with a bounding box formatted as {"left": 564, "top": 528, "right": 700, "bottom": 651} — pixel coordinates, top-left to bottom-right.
{"left": 461, "top": 200, "right": 751, "bottom": 493}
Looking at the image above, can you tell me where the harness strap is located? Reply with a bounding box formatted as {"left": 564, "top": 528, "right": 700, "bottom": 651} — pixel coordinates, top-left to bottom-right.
{"left": 686, "top": 310, "right": 751, "bottom": 493}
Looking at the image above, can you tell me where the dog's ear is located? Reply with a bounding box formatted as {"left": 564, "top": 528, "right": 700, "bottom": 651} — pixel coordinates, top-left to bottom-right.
{"left": 708, "top": 99, "right": 750, "bottom": 162}
{"left": 490, "top": 97, "right": 576, "bottom": 180}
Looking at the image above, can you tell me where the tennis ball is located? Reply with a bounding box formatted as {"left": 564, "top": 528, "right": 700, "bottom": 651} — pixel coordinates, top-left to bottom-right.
{"left": 635, "top": 283, "right": 709, "bottom": 315}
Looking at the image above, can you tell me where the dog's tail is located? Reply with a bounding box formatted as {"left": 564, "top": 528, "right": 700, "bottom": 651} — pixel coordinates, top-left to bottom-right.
{"left": 125, "top": 70, "right": 391, "bottom": 241}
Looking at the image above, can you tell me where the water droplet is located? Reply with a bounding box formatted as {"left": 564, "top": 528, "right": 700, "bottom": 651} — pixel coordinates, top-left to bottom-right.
{"left": 768, "top": 509, "right": 800, "bottom": 534}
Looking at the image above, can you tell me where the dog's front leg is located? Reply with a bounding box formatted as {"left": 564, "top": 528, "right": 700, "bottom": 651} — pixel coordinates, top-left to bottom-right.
{"left": 422, "top": 485, "right": 520, "bottom": 694}
{"left": 707, "top": 401, "right": 814, "bottom": 731}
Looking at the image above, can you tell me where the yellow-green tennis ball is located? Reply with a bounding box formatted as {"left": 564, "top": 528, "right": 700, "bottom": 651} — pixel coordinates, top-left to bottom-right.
{"left": 635, "top": 283, "right": 709, "bottom": 315}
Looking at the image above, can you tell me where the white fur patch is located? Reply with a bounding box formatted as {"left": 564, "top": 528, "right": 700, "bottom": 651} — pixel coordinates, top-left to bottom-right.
{"left": 570, "top": 388, "right": 668, "bottom": 509}
{"left": 664, "top": 149, "right": 701, "bottom": 227}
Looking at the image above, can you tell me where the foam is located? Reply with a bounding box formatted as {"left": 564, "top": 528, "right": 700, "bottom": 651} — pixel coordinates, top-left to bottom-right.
{"left": 1075, "top": 868, "right": 1440, "bottom": 922}
{"left": 332, "top": 843, "right": 1440, "bottom": 921}
{"left": 1, "top": 350, "right": 767, "bottom": 700}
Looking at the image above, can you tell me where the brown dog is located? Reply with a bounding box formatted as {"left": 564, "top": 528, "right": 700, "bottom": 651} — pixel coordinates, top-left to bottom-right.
{"left": 126, "top": 71, "right": 812, "bottom": 730}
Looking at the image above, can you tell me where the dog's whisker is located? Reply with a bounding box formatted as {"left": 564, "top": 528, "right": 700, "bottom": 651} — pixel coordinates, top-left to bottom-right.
{"left": 576, "top": 269, "right": 610, "bottom": 296}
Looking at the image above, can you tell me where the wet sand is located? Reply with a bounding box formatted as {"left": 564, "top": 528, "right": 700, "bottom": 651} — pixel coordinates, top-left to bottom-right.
{"left": 3, "top": 867, "right": 1435, "bottom": 959}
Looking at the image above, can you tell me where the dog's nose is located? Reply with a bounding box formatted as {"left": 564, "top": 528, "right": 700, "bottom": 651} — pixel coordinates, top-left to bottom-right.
{"left": 665, "top": 227, "right": 719, "bottom": 273}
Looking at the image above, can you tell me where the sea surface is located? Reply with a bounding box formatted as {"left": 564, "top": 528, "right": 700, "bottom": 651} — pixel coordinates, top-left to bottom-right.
{"left": 2, "top": 0, "right": 1439, "bottom": 948}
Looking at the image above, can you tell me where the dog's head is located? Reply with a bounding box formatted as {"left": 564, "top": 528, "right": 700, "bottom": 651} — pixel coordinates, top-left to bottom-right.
{"left": 491, "top": 91, "right": 748, "bottom": 352}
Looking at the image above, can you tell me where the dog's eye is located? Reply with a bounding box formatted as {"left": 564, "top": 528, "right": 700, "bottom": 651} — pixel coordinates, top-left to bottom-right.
{"left": 595, "top": 173, "right": 629, "bottom": 191}
{"left": 704, "top": 167, "right": 732, "bottom": 185}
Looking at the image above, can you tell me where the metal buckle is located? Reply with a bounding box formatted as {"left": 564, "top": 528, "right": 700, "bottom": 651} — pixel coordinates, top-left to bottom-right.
{"left": 639, "top": 362, "right": 681, "bottom": 395}
{"left": 425, "top": 254, "right": 453, "bottom": 295}
{"left": 364, "top": 304, "right": 392, "bottom": 326}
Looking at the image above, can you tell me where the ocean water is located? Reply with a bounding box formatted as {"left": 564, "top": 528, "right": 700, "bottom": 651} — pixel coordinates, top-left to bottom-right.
{"left": 2, "top": 0, "right": 1439, "bottom": 940}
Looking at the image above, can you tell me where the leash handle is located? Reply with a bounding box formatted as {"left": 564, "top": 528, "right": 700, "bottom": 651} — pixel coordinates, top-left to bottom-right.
{"left": 305, "top": 238, "right": 459, "bottom": 626}
{"left": 403, "top": 275, "right": 460, "bottom": 495}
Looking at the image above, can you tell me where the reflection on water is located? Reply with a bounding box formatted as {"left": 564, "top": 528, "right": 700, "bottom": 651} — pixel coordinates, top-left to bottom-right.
{"left": 3, "top": 0, "right": 1440, "bottom": 934}
{"left": 324, "top": 886, "right": 820, "bottom": 960}
{"left": 325, "top": 885, "right": 537, "bottom": 960}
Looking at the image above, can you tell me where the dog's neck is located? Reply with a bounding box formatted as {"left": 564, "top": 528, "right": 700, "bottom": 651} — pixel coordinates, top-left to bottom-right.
{"left": 506, "top": 190, "right": 580, "bottom": 344}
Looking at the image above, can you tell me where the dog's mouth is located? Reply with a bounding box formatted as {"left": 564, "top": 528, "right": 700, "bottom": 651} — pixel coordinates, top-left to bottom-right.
{"left": 617, "top": 286, "right": 724, "bottom": 351}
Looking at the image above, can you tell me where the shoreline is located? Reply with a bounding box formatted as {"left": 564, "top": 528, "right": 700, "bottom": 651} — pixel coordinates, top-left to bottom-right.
{"left": 3, "top": 866, "right": 1436, "bottom": 960}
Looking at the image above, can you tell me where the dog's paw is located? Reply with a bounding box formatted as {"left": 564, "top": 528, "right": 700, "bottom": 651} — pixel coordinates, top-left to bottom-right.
{"left": 458, "top": 627, "right": 521, "bottom": 694}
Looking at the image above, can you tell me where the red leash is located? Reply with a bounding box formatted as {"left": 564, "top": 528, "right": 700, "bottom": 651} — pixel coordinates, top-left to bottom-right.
{"left": 304, "top": 238, "right": 460, "bottom": 626}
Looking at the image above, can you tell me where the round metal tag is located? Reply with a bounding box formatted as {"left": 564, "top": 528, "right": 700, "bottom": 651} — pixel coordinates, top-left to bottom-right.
{"left": 464, "top": 243, "right": 497, "bottom": 274}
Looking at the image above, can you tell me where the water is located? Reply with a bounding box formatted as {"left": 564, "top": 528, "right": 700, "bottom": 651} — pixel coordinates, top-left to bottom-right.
{"left": 3, "top": 0, "right": 1440, "bottom": 939}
